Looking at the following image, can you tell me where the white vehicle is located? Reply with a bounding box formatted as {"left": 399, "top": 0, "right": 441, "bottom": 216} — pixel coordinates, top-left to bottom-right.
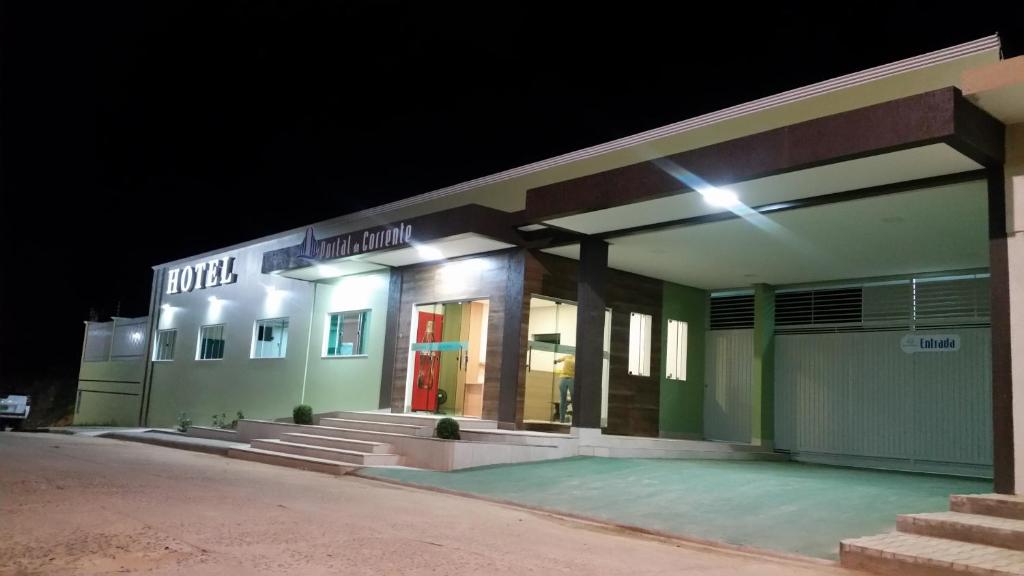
{"left": 0, "top": 395, "right": 31, "bottom": 431}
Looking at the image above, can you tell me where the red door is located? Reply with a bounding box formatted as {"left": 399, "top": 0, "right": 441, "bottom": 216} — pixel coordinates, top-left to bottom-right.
{"left": 411, "top": 311, "right": 444, "bottom": 412}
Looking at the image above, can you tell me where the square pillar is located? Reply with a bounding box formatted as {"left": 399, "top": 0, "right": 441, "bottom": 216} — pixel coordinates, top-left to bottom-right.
{"left": 573, "top": 238, "right": 608, "bottom": 429}
{"left": 1001, "top": 125, "right": 1023, "bottom": 494}
{"left": 752, "top": 283, "right": 775, "bottom": 448}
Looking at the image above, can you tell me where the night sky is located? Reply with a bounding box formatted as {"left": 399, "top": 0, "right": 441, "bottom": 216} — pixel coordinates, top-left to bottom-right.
{"left": 2, "top": 3, "right": 1023, "bottom": 391}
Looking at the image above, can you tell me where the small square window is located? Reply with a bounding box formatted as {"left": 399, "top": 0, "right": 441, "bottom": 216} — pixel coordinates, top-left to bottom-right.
{"left": 153, "top": 329, "right": 177, "bottom": 361}
{"left": 324, "top": 311, "right": 368, "bottom": 357}
{"left": 251, "top": 318, "right": 289, "bottom": 359}
{"left": 665, "top": 319, "right": 688, "bottom": 381}
{"left": 628, "top": 312, "right": 652, "bottom": 377}
{"left": 197, "top": 324, "right": 226, "bottom": 360}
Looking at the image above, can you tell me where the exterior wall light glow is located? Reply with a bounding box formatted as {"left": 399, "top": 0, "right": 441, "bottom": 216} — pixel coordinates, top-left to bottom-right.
{"left": 317, "top": 264, "right": 342, "bottom": 278}
{"left": 130, "top": 331, "right": 143, "bottom": 343}
{"left": 700, "top": 187, "right": 739, "bottom": 208}
{"left": 415, "top": 244, "right": 444, "bottom": 261}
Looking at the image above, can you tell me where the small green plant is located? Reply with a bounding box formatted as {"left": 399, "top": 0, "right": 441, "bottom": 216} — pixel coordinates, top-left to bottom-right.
{"left": 176, "top": 412, "right": 192, "bottom": 433}
{"left": 293, "top": 404, "right": 313, "bottom": 425}
{"left": 435, "top": 417, "right": 460, "bottom": 440}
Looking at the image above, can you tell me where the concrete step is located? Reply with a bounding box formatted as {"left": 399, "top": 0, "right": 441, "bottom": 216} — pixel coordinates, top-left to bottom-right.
{"left": 319, "top": 418, "right": 427, "bottom": 435}
{"left": 250, "top": 439, "right": 401, "bottom": 466}
{"left": 281, "top": 432, "right": 393, "bottom": 454}
{"left": 329, "top": 411, "right": 497, "bottom": 430}
{"left": 898, "top": 511, "right": 1024, "bottom": 551}
{"left": 840, "top": 532, "right": 1024, "bottom": 576}
{"left": 227, "top": 446, "right": 355, "bottom": 476}
{"left": 952, "top": 494, "right": 1024, "bottom": 521}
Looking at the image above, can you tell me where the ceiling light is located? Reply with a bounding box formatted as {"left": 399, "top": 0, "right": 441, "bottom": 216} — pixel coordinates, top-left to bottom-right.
{"left": 700, "top": 187, "right": 739, "bottom": 208}
{"left": 415, "top": 244, "right": 444, "bottom": 261}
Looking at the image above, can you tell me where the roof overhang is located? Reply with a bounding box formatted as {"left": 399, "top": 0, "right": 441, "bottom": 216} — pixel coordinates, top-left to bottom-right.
{"left": 525, "top": 87, "right": 1004, "bottom": 227}
{"left": 262, "top": 204, "right": 520, "bottom": 281}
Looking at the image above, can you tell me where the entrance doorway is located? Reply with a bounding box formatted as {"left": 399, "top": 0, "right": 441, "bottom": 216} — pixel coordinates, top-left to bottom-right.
{"left": 524, "top": 296, "right": 611, "bottom": 426}
{"left": 408, "top": 299, "right": 489, "bottom": 417}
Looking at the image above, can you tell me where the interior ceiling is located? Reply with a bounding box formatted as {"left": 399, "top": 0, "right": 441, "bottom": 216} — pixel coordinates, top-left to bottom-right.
{"left": 543, "top": 180, "right": 989, "bottom": 290}
{"left": 542, "top": 143, "right": 982, "bottom": 235}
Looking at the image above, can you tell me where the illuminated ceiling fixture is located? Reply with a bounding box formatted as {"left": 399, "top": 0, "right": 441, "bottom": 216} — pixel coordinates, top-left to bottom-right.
{"left": 317, "top": 264, "right": 342, "bottom": 277}
{"left": 415, "top": 244, "right": 444, "bottom": 261}
{"left": 700, "top": 187, "right": 739, "bottom": 208}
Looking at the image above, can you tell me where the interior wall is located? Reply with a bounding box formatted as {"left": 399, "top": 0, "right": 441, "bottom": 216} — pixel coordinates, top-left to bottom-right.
{"left": 659, "top": 283, "right": 709, "bottom": 438}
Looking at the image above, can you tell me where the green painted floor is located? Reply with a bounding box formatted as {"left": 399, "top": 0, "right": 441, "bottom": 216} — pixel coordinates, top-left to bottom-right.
{"left": 361, "top": 457, "right": 991, "bottom": 559}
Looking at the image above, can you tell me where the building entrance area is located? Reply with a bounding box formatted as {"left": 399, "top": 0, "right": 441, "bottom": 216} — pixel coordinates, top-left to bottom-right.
{"left": 524, "top": 296, "right": 611, "bottom": 426}
{"left": 408, "top": 299, "right": 489, "bottom": 417}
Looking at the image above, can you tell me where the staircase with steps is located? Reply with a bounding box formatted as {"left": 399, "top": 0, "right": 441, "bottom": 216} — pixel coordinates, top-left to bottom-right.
{"left": 227, "top": 411, "right": 500, "bottom": 473}
{"left": 841, "top": 493, "right": 1024, "bottom": 575}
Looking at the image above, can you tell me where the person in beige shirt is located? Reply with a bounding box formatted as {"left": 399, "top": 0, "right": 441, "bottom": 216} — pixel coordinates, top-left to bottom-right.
{"left": 554, "top": 355, "right": 575, "bottom": 423}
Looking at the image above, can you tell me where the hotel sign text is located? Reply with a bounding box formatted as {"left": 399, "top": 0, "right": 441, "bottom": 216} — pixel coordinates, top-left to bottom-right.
{"left": 166, "top": 257, "right": 238, "bottom": 294}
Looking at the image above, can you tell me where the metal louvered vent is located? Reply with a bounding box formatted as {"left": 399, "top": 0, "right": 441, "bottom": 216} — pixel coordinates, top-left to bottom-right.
{"left": 913, "top": 275, "right": 990, "bottom": 327}
{"left": 775, "top": 273, "right": 990, "bottom": 334}
{"left": 776, "top": 288, "right": 863, "bottom": 329}
{"left": 710, "top": 294, "right": 755, "bottom": 330}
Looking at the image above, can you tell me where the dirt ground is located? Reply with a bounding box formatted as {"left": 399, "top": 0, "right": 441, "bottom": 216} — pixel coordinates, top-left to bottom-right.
{"left": 0, "top": 433, "right": 858, "bottom": 575}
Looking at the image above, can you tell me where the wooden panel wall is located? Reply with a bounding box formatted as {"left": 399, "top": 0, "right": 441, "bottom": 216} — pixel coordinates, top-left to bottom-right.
{"left": 389, "top": 251, "right": 515, "bottom": 421}
{"left": 523, "top": 252, "right": 663, "bottom": 437}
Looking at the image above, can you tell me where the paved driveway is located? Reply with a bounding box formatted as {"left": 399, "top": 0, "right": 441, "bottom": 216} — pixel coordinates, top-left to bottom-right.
{"left": 363, "top": 456, "right": 992, "bottom": 559}
{"left": 0, "top": 433, "right": 855, "bottom": 575}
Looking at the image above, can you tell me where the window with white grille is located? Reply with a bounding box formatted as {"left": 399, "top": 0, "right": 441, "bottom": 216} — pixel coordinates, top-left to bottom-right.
{"left": 628, "top": 312, "right": 652, "bottom": 377}
{"left": 197, "top": 324, "right": 226, "bottom": 360}
{"left": 153, "top": 330, "right": 177, "bottom": 361}
{"left": 252, "top": 318, "right": 289, "bottom": 359}
{"left": 665, "top": 319, "right": 688, "bottom": 381}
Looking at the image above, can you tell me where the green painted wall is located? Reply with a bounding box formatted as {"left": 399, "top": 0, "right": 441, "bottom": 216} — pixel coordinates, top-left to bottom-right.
{"left": 659, "top": 282, "right": 708, "bottom": 438}
{"left": 751, "top": 284, "right": 775, "bottom": 446}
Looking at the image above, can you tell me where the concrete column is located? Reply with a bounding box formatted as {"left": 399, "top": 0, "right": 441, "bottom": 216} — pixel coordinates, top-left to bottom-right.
{"left": 751, "top": 283, "right": 775, "bottom": 448}
{"left": 573, "top": 238, "right": 608, "bottom": 429}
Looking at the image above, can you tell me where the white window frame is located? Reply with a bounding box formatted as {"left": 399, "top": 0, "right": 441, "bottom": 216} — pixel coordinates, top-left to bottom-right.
{"left": 323, "top": 310, "right": 369, "bottom": 358}
{"left": 628, "top": 312, "right": 652, "bottom": 377}
{"left": 665, "top": 319, "right": 688, "bottom": 381}
{"left": 196, "top": 324, "right": 226, "bottom": 361}
{"left": 251, "top": 317, "right": 289, "bottom": 359}
{"left": 153, "top": 329, "right": 177, "bottom": 362}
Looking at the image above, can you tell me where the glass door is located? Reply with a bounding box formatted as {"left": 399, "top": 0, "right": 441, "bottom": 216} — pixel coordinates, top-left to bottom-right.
{"left": 525, "top": 296, "right": 611, "bottom": 426}
{"left": 409, "top": 300, "right": 488, "bottom": 417}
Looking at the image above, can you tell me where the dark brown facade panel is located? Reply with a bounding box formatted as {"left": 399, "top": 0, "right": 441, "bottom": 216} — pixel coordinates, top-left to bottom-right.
{"left": 988, "top": 169, "right": 1014, "bottom": 494}
{"left": 526, "top": 88, "right": 974, "bottom": 221}
{"left": 951, "top": 94, "right": 1006, "bottom": 168}
{"left": 378, "top": 268, "right": 403, "bottom": 409}
{"left": 389, "top": 251, "right": 515, "bottom": 421}
{"left": 525, "top": 252, "right": 663, "bottom": 437}
{"left": 605, "top": 267, "right": 663, "bottom": 438}
{"left": 574, "top": 238, "right": 609, "bottom": 429}
{"left": 498, "top": 249, "right": 527, "bottom": 427}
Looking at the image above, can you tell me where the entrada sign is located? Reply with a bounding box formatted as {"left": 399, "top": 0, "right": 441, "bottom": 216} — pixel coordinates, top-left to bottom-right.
{"left": 166, "top": 257, "right": 237, "bottom": 294}
{"left": 900, "top": 334, "right": 960, "bottom": 354}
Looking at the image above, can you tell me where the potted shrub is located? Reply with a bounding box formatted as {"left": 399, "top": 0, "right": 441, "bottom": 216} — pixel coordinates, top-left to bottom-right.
{"left": 293, "top": 404, "right": 313, "bottom": 425}
{"left": 435, "top": 417, "right": 460, "bottom": 440}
